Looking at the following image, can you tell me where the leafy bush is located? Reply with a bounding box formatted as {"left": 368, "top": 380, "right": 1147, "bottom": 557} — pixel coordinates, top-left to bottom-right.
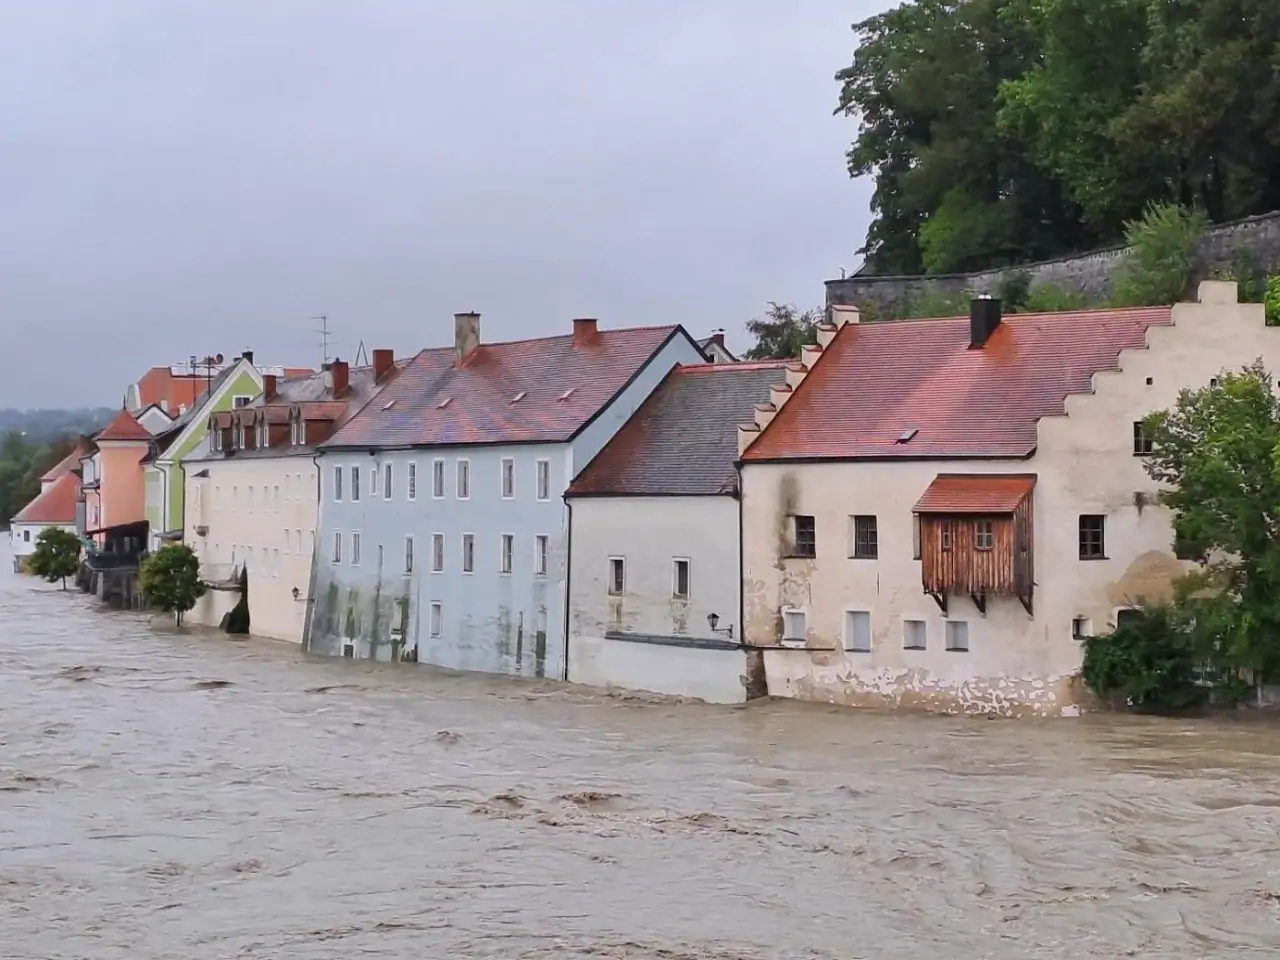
{"left": 139, "top": 544, "right": 206, "bottom": 625}
{"left": 901, "top": 287, "right": 972, "bottom": 319}
{"left": 996, "top": 270, "right": 1032, "bottom": 312}
{"left": 1081, "top": 605, "right": 1208, "bottom": 710}
{"left": 28, "top": 527, "right": 81, "bottom": 589}
{"left": 1022, "top": 282, "right": 1092, "bottom": 313}
{"left": 1111, "top": 202, "right": 1208, "bottom": 307}
{"left": 1264, "top": 276, "right": 1280, "bottom": 326}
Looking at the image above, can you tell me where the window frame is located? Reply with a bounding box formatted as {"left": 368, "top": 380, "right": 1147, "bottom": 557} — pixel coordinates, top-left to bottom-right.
{"left": 849, "top": 515, "right": 878, "bottom": 559}
{"left": 431, "top": 533, "right": 444, "bottom": 573}
{"left": 332, "top": 466, "right": 343, "bottom": 502}
{"left": 403, "top": 535, "right": 414, "bottom": 575}
{"left": 672, "top": 557, "right": 690, "bottom": 599}
{"left": 384, "top": 462, "right": 393, "bottom": 501}
{"left": 350, "top": 465, "right": 361, "bottom": 502}
{"left": 974, "top": 518, "right": 995, "bottom": 551}
{"left": 1132, "top": 420, "right": 1153, "bottom": 456}
{"left": 535, "top": 459, "right": 551, "bottom": 501}
{"left": 1078, "top": 514, "right": 1107, "bottom": 560}
{"left": 429, "top": 601, "right": 442, "bottom": 638}
{"left": 351, "top": 530, "right": 361, "bottom": 566}
{"left": 461, "top": 533, "right": 475, "bottom": 573}
{"left": 407, "top": 461, "right": 417, "bottom": 501}
{"left": 501, "top": 457, "right": 515, "bottom": 500}
{"left": 902, "top": 618, "right": 927, "bottom": 650}
{"left": 432, "top": 459, "right": 446, "bottom": 499}
{"left": 944, "top": 619, "right": 969, "bottom": 652}
{"left": 331, "top": 530, "right": 343, "bottom": 565}
{"left": 535, "top": 535, "right": 549, "bottom": 576}
{"left": 500, "top": 533, "right": 514, "bottom": 574}
{"left": 791, "top": 515, "right": 816, "bottom": 558}
{"left": 607, "top": 556, "right": 625, "bottom": 596}
{"left": 781, "top": 607, "right": 807, "bottom": 645}
{"left": 843, "top": 608, "right": 872, "bottom": 653}
{"left": 456, "top": 459, "right": 470, "bottom": 500}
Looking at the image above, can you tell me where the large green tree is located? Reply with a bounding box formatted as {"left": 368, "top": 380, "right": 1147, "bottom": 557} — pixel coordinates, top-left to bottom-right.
{"left": 140, "top": 544, "right": 206, "bottom": 626}
{"left": 28, "top": 528, "right": 82, "bottom": 589}
{"left": 743, "top": 302, "right": 822, "bottom": 360}
{"left": 0, "top": 432, "right": 79, "bottom": 529}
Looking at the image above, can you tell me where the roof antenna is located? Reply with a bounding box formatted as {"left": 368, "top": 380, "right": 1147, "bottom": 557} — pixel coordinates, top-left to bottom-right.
{"left": 354, "top": 339, "right": 369, "bottom": 367}
{"left": 312, "top": 315, "right": 332, "bottom": 365}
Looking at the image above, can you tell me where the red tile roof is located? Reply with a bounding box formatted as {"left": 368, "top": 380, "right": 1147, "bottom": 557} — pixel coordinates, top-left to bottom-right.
{"left": 96, "top": 408, "right": 152, "bottom": 443}
{"left": 11, "top": 472, "right": 80, "bottom": 525}
{"left": 568, "top": 361, "right": 787, "bottom": 496}
{"left": 913, "top": 474, "right": 1036, "bottom": 513}
{"left": 325, "top": 325, "right": 686, "bottom": 449}
{"left": 296, "top": 401, "right": 349, "bottom": 421}
{"left": 39, "top": 442, "right": 88, "bottom": 483}
{"left": 742, "top": 306, "right": 1173, "bottom": 461}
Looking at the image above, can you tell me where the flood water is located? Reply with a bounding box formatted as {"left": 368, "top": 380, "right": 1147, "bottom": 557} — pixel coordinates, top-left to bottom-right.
{"left": 4, "top": 550, "right": 1280, "bottom": 958}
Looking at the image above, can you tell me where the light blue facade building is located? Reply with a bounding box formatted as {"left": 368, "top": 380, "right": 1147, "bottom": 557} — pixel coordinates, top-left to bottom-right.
{"left": 304, "top": 312, "right": 706, "bottom": 678}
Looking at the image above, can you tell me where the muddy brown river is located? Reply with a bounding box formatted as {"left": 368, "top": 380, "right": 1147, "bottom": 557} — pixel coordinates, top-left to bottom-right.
{"left": 4, "top": 552, "right": 1280, "bottom": 958}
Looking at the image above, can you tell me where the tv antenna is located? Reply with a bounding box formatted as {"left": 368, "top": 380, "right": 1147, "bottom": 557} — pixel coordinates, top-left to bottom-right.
{"left": 313, "top": 315, "right": 332, "bottom": 365}
{"left": 354, "top": 339, "right": 369, "bottom": 367}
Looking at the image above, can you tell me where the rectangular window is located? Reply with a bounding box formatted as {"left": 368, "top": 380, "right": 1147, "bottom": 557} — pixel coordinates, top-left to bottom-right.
{"left": 247, "top": 485, "right": 254, "bottom": 513}
{"left": 331, "top": 530, "right": 342, "bottom": 564}
{"left": 1079, "top": 515, "right": 1106, "bottom": 559}
{"left": 500, "top": 534, "right": 514, "bottom": 573}
{"left": 384, "top": 462, "right": 393, "bottom": 500}
{"left": 945, "top": 620, "right": 969, "bottom": 652}
{"left": 369, "top": 465, "right": 378, "bottom": 499}
{"left": 501, "top": 458, "right": 515, "bottom": 499}
{"left": 535, "top": 535, "right": 549, "bottom": 576}
{"left": 461, "top": 533, "right": 474, "bottom": 573}
{"left": 1133, "top": 420, "right": 1153, "bottom": 456}
{"left": 844, "top": 610, "right": 871, "bottom": 652}
{"left": 608, "top": 557, "right": 625, "bottom": 596}
{"left": 672, "top": 558, "right": 690, "bottom": 599}
{"left": 408, "top": 462, "right": 417, "bottom": 501}
{"left": 941, "top": 521, "right": 954, "bottom": 552}
{"left": 429, "top": 601, "right": 442, "bottom": 638}
{"left": 849, "top": 515, "right": 878, "bottom": 559}
{"left": 456, "top": 459, "right": 470, "bottom": 499}
{"left": 791, "top": 515, "right": 816, "bottom": 557}
{"left": 272, "top": 485, "right": 280, "bottom": 510}
{"left": 404, "top": 535, "right": 414, "bottom": 574}
{"left": 333, "top": 467, "right": 343, "bottom": 501}
{"left": 432, "top": 533, "right": 444, "bottom": 572}
{"left": 351, "top": 531, "right": 361, "bottom": 565}
{"left": 912, "top": 514, "right": 921, "bottom": 560}
{"left": 351, "top": 466, "right": 360, "bottom": 502}
{"left": 903, "top": 619, "right": 927, "bottom": 650}
{"left": 432, "top": 459, "right": 445, "bottom": 498}
{"left": 782, "top": 609, "right": 807, "bottom": 642}
{"left": 975, "top": 519, "right": 994, "bottom": 551}
{"left": 536, "top": 459, "right": 551, "bottom": 501}
{"left": 1072, "top": 617, "right": 1092, "bottom": 640}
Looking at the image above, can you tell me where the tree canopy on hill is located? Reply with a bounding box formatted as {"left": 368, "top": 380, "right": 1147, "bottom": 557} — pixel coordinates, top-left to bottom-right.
{"left": 0, "top": 432, "right": 81, "bottom": 528}
{"left": 837, "top": 0, "right": 1280, "bottom": 276}
{"left": 0, "top": 408, "right": 114, "bottom": 444}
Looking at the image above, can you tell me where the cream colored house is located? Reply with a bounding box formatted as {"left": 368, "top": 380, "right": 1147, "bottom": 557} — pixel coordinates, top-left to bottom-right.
{"left": 736, "top": 281, "right": 1278, "bottom": 717}
{"left": 184, "top": 353, "right": 400, "bottom": 643}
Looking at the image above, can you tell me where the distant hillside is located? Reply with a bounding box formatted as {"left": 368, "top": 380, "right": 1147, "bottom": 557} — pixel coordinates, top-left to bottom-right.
{"left": 0, "top": 408, "right": 116, "bottom": 444}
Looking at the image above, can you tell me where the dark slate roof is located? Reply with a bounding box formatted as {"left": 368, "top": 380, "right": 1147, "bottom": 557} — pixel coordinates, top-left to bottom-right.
{"left": 323, "top": 325, "right": 688, "bottom": 449}
{"left": 567, "top": 361, "right": 787, "bottom": 497}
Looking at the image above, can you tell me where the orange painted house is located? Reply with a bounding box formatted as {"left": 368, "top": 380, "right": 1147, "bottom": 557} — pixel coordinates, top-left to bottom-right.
{"left": 91, "top": 409, "right": 152, "bottom": 535}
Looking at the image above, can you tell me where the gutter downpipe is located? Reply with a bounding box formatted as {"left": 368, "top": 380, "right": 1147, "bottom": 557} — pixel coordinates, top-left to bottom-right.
{"left": 562, "top": 495, "right": 573, "bottom": 682}
{"left": 301, "top": 449, "right": 323, "bottom": 652}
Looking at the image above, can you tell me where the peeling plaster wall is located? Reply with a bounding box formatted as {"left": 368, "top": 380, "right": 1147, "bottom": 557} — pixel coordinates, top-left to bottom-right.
{"left": 742, "top": 284, "right": 1280, "bottom": 717}
{"left": 567, "top": 495, "right": 747, "bottom": 702}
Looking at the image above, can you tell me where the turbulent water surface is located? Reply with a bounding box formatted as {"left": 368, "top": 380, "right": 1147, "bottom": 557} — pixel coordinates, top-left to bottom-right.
{"left": 4, "top": 549, "right": 1280, "bottom": 958}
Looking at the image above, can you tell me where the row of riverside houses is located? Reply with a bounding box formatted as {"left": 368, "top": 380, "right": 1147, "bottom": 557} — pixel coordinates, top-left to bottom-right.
{"left": 183, "top": 283, "right": 1280, "bottom": 717}
{"left": 18, "top": 282, "right": 1278, "bottom": 716}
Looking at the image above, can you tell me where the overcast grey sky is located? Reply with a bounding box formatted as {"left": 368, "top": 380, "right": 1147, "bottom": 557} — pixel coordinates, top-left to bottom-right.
{"left": 1, "top": 1, "right": 880, "bottom": 408}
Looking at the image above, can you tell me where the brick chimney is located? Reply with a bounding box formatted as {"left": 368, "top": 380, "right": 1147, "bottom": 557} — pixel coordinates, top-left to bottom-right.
{"left": 263, "top": 374, "right": 277, "bottom": 401}
{"left": 572, "top": 317, "right": 599, "bottom": 347}
{"left": 330, "top": 358, "right": 350, "bottom": 397}
{"left": 373, "top": 348, "right": 394, "bottom": 381}
{"left": 455, "top": 312, "right": 480, "bottom": 366}
{"left": 241, "top": 349, "right": 254, "bottom": 365}
{"left": 969, "top": 296, "right": 1002, "bottom": 349}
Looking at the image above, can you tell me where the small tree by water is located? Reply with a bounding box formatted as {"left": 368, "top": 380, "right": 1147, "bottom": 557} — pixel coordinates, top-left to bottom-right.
{"left": 139, "top": 544, "right": 206, "bottom": 626}
{"left": 28, "top": 528, "right": 81, "bottom": 589}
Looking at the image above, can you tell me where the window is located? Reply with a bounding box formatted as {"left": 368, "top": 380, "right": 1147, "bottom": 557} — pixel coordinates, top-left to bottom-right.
{"left": 408, "top": 462, "right": 417, "bottom": 501}
{"left": 903, "top": 619, "right": 927, "bottom": 650}
{"left": 608, "top": 557, "right": 625, "bottom": 595}
{"left": 945, "top": 620, "right": 969, "bottom": 652}
{"left": 384, "top": 463, "right": 393, "bottom": 500}
{"left": 535, "top": 535, "right": 549, "bottom": 576}
{"left": 272, "top": 548, "right": 280, "bottom": 574}
{"left": 332, "top": 467, "right": 343, "bottom": 501}
{"left": 975, "top": 519, "right": 994, "bottom": 551}
{"left": 233, "top": 395, "right": 252, "bottom": 408}
{"left": 1133, "top": 420, "right": 1153, "bottom": 456}
{"left": 350, "top": 466, "right": 361, "bottom": 501}
{"left": 844, "top": 610, "right": 871, "bottom": 652}
{"left": 461, "top": 534, "right": 474, "bottom": 572}
{"left": 782, "top": 609, "right": 807, "bottom": 643}
{"left": 791, "top": 515, "right": 816, "bottom": 557}
{"left": 849, "top": 515, "right": 878, "bottom": 559}
{"left": 941, "top": 522, "right": 954, "bottom": 552}
{"left": 351, "top": 531, "right": 361, "bottom": 565}
{"left": 672, "top": 558, "right": 690, "bottom": 599}
{"left": 403, "top": 535, "right": 414, "bottom": 574}
{"left": 432, "top": 459, "right": 445, "bottom": 498}
{"left": 500, "top": 534, "right": 514, "bottom": 573}
{"left": 1115, "top": 608, "right": 1142, "bottom": 629}
{"left": 912, "top": 514, "right": 921, "bottom": 560}
{"left": 536, "top": 459, "right": 551, "bottom": 501}
{"left": 429, "top": 601, "right": 442, "bottom": 637}
{"left": 272, "top": 485, "right": 279, "bottom": 510}
{"left": 369, "top": 464, "right": 378, "bottom": 499}
{"left": 1079, "top": 515, "right": 1106, "bottom": 559}
{"left": 22, "top": 529, "right": 30, "bottom": 542}
{"left": 501, "top": 458, "right": 515, "bottom": 499}
{"left": 432, "top": 533, "right": 444, "bottom": 572}
{"left": 456, "top": 459, "right": 470, "bottom": 499}
{"left": 247, "top": 485, "right": 254, "bottom": 513}
{"left": 1072, "top": 617, "right": 1093, "bottom": 640}
{"left": 331, "top": 530, "right": 343, "bottom": 564}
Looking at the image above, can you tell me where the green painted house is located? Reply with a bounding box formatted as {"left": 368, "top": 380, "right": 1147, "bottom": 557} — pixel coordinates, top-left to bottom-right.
{"left": 143, "top": 355, "right": 266, "bottom": 551}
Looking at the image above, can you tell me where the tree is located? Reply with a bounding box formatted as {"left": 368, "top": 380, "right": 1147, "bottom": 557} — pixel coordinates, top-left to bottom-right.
{"left": 743, "top": 302, "right": 821, "bottom": 361}
{"left": 139, "top": 544, "right": 206, "bottom": 626}
{"left": 28, "top": 527, "right": 81, "bottom": 589}
{"left": 1141, "top": 361, "right": 1280, "bottom": 682}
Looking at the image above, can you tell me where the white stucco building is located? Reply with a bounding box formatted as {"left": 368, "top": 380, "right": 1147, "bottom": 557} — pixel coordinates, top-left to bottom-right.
{"left": 565, "top": 361, "right": 784, "bottom": 702}
{"left": 9, "top": 444, "right": 85, "bottom": 572}
{"left": 736, "top": 281, "right": 1280, "bottom": 717}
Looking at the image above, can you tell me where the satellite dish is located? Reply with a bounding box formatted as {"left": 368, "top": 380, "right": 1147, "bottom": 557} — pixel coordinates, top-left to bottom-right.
{"left": 215, "top": 353, "right": 224, "bottom": 364}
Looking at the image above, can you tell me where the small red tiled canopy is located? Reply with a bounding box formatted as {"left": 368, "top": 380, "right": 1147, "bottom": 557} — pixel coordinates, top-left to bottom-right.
{"left": 913, "top": 474, "right": 1036, "bottom": 514}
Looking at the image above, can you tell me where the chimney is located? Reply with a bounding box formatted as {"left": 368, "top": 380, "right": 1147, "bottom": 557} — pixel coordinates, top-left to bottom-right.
{"left": 708, "top": 329, "right": 726, "bottom": 349}
{"left": 455, "top": 312, "right": 480, "bottom": 365}
{"left": 373, "top": 348, "right": 394, "bottom": 381}
{"left": 969, "top": 296, "right": 1002, "bottom": 349}
{"left": 263, "top": 374, "right": 277, "bottom": 401}
{"left": 331, "top": 358, "right": 349, "bottom": 397}
{"left": 241, "top": 349, "right": 254, "bottom": 365}
{"left": 572, "top": 317, "right": 599, "bottom": 346}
